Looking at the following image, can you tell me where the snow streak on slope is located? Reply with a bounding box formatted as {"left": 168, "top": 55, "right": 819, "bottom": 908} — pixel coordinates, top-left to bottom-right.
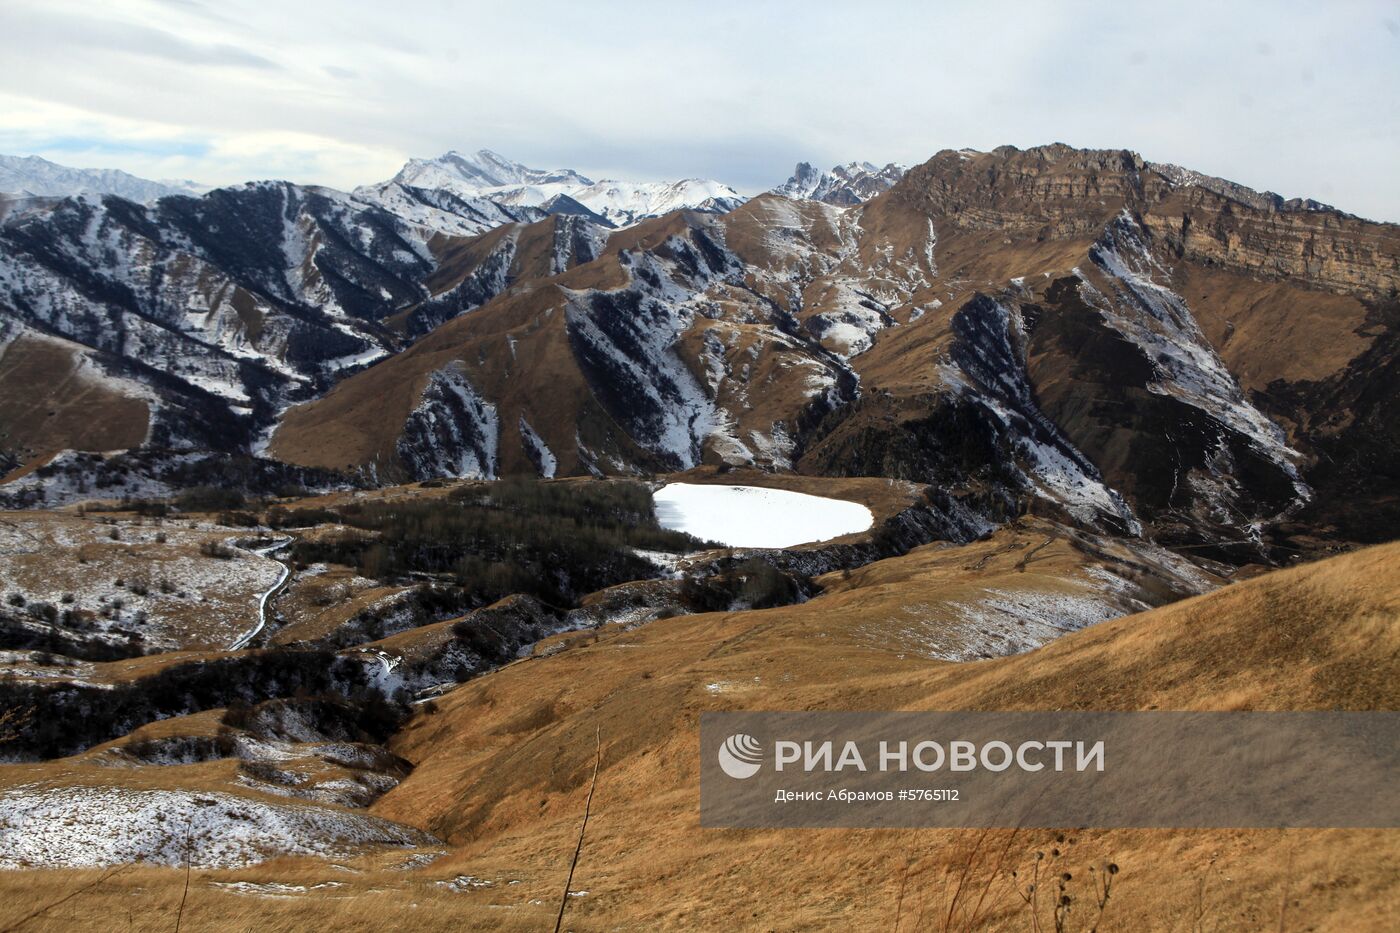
{"left": 653, "top": 483, "right": 873, "bottom": 548}
{"left": 564, "top": 226, "right": 742, "bottom": 468}
{"left": 865, "top": 569, "right": 1145, "bottom": 663}
{"left": 396, "top": 365, "right": 499, "bottom": 480}
{"left": 947, "top": 295, "right": 1142, "bottom": 532}
{"left": 518, "top": 416, "right": 557, "bottom": 478}
{"left": 1083, "top": 211, "right": 1308, "bottom": 505}
{"left": 737, "top": 197, "right": 929, "bottom": 362}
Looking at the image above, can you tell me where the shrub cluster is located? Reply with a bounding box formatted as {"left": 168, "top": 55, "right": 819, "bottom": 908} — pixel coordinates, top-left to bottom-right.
{"left": 290, "top": 478, "right": 708, "bottom": 607}
{"left": 0, "top": 649, "right": 377, "bottom": 759}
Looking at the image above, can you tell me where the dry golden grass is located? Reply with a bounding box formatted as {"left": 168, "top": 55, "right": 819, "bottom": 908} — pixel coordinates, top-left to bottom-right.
{"left": 365, "top": 540, "right": 1398, "bottom": 930}
{"left": 2, "top": 539, "right": 1395, "bottom": 930}
{"left": 0, "top": 861, "right": 565, "bottom": 933}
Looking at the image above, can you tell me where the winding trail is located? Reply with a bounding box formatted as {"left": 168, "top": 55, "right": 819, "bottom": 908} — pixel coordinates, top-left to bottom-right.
{"left": 229, "top": 536, "right": 293, "bottom": 650}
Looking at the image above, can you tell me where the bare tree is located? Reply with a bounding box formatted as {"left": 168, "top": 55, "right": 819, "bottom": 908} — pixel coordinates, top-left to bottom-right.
{"left": 0, "top": 706, "right": 32, "bottom": 745}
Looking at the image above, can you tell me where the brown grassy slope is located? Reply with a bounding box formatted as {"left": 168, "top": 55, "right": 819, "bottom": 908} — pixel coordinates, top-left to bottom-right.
{"left": 364, "top": 541, "right": 1400, "bottom": 930}
{"left": 269, "top": 283, "right": 574, "bottom": 474}
{"left": 0, "top": 333, "right": 148, "bottom": 480}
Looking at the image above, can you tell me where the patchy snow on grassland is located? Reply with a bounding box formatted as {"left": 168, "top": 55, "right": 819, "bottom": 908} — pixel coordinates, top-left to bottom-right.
{"left": 0, "top": 517, "right": 286, "bottom": 651}
{"left": 860, "top": 565, "right": 1150, "bottom": 663}
{"left": 0, "top": 785, "right": 432, "bottom": 869}
{"left": 653, "top": 483, "right": 872, "bottom": 548}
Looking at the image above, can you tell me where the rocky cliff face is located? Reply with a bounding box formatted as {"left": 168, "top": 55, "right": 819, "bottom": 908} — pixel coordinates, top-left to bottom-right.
{"left": 891, "top": 144, "right": 1399, "bottom": 300}
{"left": 1141, "top": 184, "right": 1400, "bottom": 301}
{"left": 892, "top": 145, "right": 1146, "bottom": 237}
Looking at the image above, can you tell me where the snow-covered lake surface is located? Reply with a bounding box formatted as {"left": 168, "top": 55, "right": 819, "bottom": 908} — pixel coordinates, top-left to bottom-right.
{"left": 652, "top": 483, "right": 874, "bottom": 548}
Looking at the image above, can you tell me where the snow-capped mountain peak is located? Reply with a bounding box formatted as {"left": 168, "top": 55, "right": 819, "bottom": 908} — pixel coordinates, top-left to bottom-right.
{"left": 372, "top": 150, "right": 744, "bottom": 228}
{"left": 0, "top": 153, "right": 208, "bottom": 204}
{"left": 772, "top": 159, "right": 907, "bottom": 206}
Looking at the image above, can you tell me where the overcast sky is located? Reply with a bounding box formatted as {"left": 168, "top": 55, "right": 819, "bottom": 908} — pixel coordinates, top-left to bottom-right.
{"left": 2, "top": 0, "right": 1398, "bottom": 220}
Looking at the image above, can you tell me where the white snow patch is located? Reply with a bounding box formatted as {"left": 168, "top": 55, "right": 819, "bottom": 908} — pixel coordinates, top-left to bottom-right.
{"left": 517, "top": 416, "right": 557, "bottom": 478}
{"left": 652, "top": 483, "right": 873, "bottom": 548}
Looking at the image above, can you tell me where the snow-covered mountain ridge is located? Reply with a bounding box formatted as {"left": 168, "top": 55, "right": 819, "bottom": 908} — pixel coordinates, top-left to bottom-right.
{"left": 3, "top": 143, "right": 1396, "bottom": 555}
{"left": 0, "top": 154, "right": 208, "bottom": 203}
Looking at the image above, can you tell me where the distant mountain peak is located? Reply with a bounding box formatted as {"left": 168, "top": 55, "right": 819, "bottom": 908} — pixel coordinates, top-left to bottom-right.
{"left": 376, "top": 149, "right": 743, "bottom": 228}
{"left": 393, "top": 150, "right": 594, "bottom": 192}
{"left": 0, "top": 153, "right": 208, "bottom": 204}
{"left": 772, "top": 160, "right": 907, "bottom": 206}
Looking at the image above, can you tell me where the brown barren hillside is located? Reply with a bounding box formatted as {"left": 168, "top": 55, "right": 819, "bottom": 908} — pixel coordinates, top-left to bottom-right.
{"left": 0, "top": 330, "right": 149, "bottom": 480}
{"left": 353, "top": 541, "right": 1400, "bottom": 930}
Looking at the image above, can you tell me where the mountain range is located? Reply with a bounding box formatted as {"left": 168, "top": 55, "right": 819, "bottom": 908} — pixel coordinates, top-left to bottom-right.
{"left": 2, "top": 143, "right": 1396, "bottom": 556}
{"left": 771, "top": 159, "right": 907, "bottom": 205}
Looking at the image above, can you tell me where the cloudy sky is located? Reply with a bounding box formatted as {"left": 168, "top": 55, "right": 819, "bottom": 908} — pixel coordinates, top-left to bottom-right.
{"left": 2, "top": 0, "right": 1398, "bottom": 219}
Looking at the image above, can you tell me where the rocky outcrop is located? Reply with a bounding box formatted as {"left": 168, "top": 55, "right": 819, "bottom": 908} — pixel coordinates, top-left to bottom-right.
{"left": 773, "top": 161, "right": 906, "bottom": 206}
{"left": 1141, "top": 184, "right": 1400, "bottom": 301}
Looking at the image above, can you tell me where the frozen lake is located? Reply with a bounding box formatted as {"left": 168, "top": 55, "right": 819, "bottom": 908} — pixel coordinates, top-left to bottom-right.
{"left": 652, "top": 483, "right": 874, "bottom": 548}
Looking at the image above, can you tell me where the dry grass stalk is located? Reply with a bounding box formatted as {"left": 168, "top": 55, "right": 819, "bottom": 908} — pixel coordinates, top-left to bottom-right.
{"left": 553, "top": 725, "right": 601, "bottom": 933}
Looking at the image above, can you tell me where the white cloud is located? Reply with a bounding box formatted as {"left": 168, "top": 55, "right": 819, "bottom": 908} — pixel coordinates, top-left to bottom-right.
{"left": 0, "top": 93, "right": 401, "bottom": 188}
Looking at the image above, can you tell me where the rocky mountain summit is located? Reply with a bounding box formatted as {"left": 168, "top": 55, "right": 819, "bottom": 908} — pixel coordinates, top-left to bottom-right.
{"left": 772, "top": 159, "right": 907, "bottom": 205}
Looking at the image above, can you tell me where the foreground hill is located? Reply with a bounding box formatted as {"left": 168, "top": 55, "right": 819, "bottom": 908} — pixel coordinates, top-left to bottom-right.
{"left": 367, "top": 539, "right": 1400, "bottom": 930}
{"left": 0, "top": 531, "right": 1391, "bottom": 930}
